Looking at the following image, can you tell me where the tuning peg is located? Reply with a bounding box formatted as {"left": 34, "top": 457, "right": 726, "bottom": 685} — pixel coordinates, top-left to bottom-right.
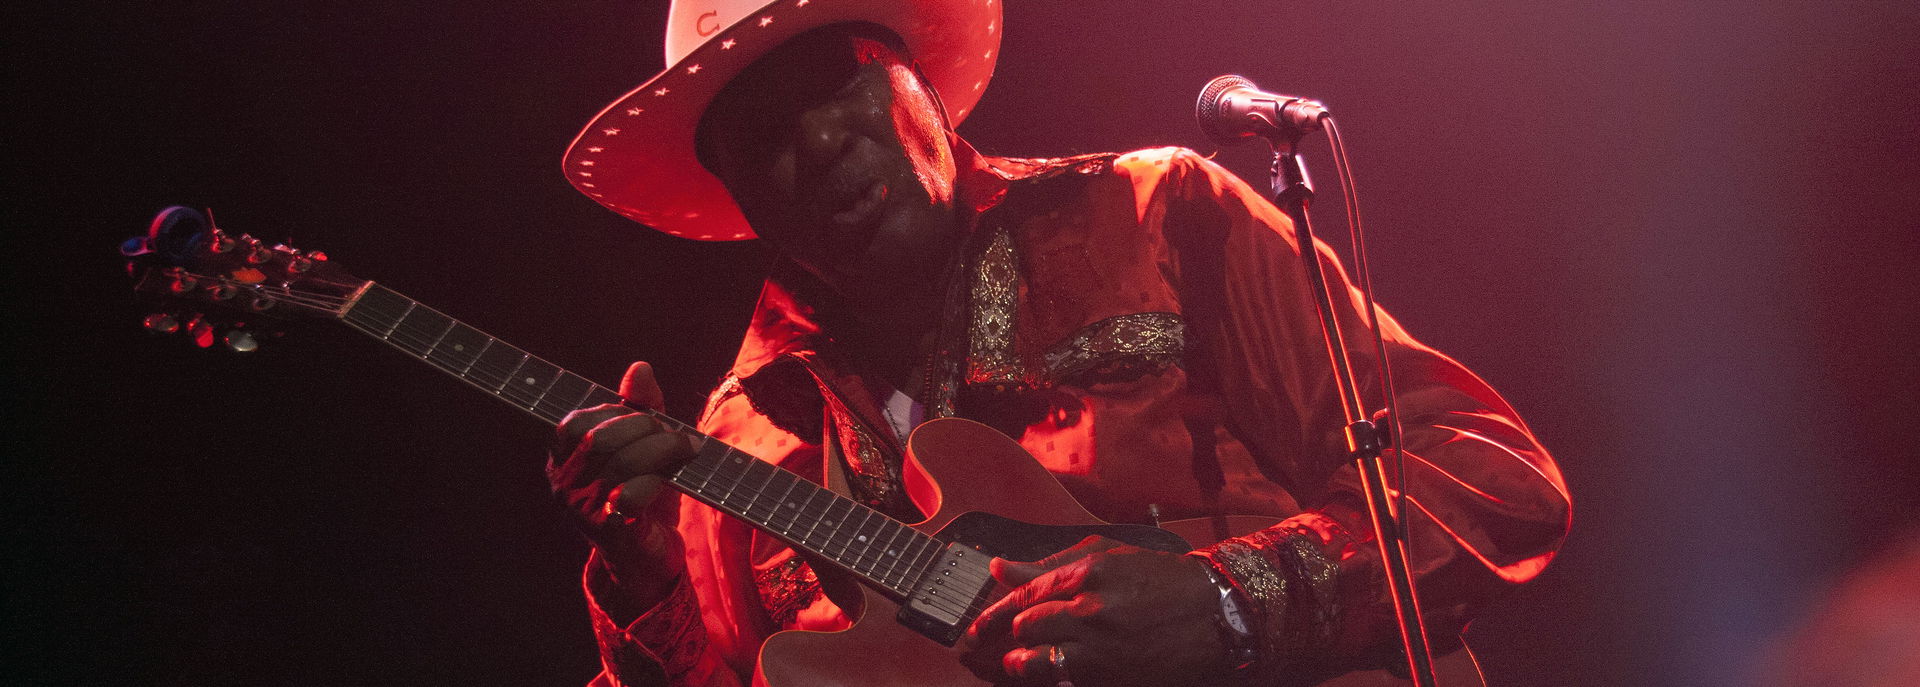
{"left": 186, "top": 315, "right": 216, "bottom": 348}
{"left": 247, "top": 296, "right": 276, "bottom": 312}
{"left": 223, "top": 329, "right": 260, "bottom": 353}
{"left": 204, "top": 283, "right": 237, "bottom": 301}
{"left": 205, "top": 232, "right": 237, "bottom": 254}
{"left": 287, "top": 256, "right": 314, "bottom": 273}
{"left": 143, "top": 313, "right": 180, "bottom": 334}
{"left": 120, "top": 237, "right": 152, "bottom": 257}
{"left": 244, "top": 240, "right": 272, "bottom": 265}
{"left": 168, "top": 275, "right": 199, "bottom": 294}
{"left": 306, "top": 250, "right": 328, "bottom": 262}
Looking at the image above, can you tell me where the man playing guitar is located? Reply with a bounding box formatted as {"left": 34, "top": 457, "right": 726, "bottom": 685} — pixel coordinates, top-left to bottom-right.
{"left": 545, "top": 2, "right": 1570, "bottom": 685}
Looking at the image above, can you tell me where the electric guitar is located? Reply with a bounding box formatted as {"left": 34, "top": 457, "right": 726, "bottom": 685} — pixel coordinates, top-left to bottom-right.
{"left": 121, "top": 207, "right": 1482, "bottom": 686}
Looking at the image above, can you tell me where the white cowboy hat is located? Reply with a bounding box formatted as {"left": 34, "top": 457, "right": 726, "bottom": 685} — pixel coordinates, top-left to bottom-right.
{"left": 561, "top": 0, "right": 1003, "bottom": 241}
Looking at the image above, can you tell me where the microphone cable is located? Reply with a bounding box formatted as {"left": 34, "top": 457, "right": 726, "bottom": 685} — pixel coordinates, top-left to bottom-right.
{"left": 1323, "top": 115, "right": 1412, "bottom": 548}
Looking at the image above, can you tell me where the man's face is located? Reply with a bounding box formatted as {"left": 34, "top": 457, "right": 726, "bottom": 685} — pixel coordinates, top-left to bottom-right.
{"left": 697, "top": 27, "right": 961, "bottom": 302}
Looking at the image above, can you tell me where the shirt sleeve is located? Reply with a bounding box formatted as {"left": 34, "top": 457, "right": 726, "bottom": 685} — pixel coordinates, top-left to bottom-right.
{"left": 576, "top": 385, "right": 778, "bottom": 687}
{"left": 582, "top": 549, "right": 739, "bottom": 687}
{"left": 1137, "top": 148, "right": 1571, "bottom": 680}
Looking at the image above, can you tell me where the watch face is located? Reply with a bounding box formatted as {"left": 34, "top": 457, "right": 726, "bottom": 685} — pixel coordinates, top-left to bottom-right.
{"left": 1221, "top": 594, "right": 1251, "bottom": 633}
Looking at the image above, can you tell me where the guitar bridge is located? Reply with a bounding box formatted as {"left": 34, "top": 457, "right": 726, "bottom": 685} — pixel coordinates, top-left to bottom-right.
{"left": 896, "top": 542, "right": 997, "bottom": 646}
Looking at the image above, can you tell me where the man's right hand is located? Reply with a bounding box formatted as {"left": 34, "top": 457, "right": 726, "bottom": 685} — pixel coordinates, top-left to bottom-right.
{"left": 549, "top": 361, "right": 698, "bottom": 607}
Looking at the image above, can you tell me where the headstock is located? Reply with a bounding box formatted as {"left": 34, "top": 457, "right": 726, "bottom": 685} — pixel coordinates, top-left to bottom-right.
{"left": 122, "top": 206, "right": 368, "bottom": 352}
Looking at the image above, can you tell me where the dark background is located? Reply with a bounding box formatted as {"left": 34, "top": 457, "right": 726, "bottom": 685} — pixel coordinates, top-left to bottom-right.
{"left": 7, "top": 1, "right": 1918, "bottom": 685}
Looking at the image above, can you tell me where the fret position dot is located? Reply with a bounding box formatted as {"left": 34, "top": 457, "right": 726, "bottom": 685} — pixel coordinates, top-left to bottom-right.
{"left": 452, "top": 344, "right": 464, "bottom": 351}
{"left": 524, "top": 377, "right": 536, "bottom": 384}
{"left": 857, "top": 535, "right": 868, "bottom": 542}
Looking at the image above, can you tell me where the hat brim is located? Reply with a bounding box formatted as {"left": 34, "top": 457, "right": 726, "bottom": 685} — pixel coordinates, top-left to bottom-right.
{"left": 561, "top": 0, "right": 1002, "bottom": 241}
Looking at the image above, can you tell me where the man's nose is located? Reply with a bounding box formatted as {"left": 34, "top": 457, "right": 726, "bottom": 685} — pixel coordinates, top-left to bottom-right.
{"left": 795, "top": 103, "right": 856, "bottom": 163}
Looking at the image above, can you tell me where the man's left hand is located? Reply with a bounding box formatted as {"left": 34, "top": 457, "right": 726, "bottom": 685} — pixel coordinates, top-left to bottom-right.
{"left": 959, "top": 536, "right": 1231, "bottom": 686}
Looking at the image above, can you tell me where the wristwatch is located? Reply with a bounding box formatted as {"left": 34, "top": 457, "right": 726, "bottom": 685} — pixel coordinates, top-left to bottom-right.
{"left": 1198, "top": 562, "right": 1261, "bottom": 670}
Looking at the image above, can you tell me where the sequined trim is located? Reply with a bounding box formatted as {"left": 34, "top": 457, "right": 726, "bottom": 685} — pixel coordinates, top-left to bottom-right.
{"left": 1042, "top": 312, "right": 1185, "bottom": 382}
{"left": 700, "top": 374, "right": 743, "bottom": 425}
{"left": 754, "top": 556, "right": 824, "bottom": 629}
{"left": 830, "top": 407, "right": 907, "bottom": 515}
{"left": 1194, "top": 523, "right": 1346, "bottom": 677}
{"left": 967, "top": 225, "right": 1025, "bottom": 387}
{"left": 1194, "top": 539, "right": 1290, "bottom": 670}
{"left": 1281, "top": 525, "right": 1342, "bottom": 651}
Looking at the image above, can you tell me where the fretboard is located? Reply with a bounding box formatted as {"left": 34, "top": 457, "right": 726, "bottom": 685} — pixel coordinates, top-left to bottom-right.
{"left": 340, "top": 282, "right": 941, "bottom": 599}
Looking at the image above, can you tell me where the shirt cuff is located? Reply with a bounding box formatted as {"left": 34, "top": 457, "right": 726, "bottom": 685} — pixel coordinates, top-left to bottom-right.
{"left": 584, "top": 551, "right": 728, "bottom": 686}
{"left": 1191, "top": 512, "right": 1355, "bottom": 681}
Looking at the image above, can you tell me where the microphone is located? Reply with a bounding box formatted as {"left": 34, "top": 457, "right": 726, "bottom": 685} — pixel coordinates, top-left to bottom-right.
{"left": 1196, "top": 75, "right": 1328, "bottom": 145}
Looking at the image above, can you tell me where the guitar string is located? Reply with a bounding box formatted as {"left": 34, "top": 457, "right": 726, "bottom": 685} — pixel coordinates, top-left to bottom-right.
{"left": 368, "top": 315, "right": 983, "bottom": 615}
{"left": 338, "top": 292, "right": 956, "bottom": 594}
{"left": 349, "top": 302, "right": 953, "bottom": 597}
{"left": 189, "top": 274, "right": 995, "bottom": 615}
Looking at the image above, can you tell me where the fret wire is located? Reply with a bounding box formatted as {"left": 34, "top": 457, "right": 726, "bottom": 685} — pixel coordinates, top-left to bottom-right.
{"left": 424, "top": 324, "right": 491, "bottom": 372}
{"left": 888, "top": 532, "right": 921, "bottom": 594}
{"left": 570, "top": 382, "right": 598, "bottom": 413}
{"left": 382, "top": 300, "right": 417, "bottom": 339}
{"left": 391, "top": 304, "right": 452, "bottom": 357}
{"left": 851, "top": 507, "right": 899, "bottom": 575}
{"left": 841, "top": 505, "right": 877, "bottom": 573}
{"left": 682, "top": 439, "right": 719, "bottom": 494}
{"left": 531, "top": 374, "right": 596, "bottom": 424}
{"left": 867, "top": 516, "right": 907, "bottom": 578}
{"left": 423, "top": 316, "right": 456, "bottom": 353}
{"left": 461, "top": 338, "right": 494, "bottom": 376}
{"left": 902, "top": 535, "right": 940, "bottom": 595}
{"left": 714, "top": 446, "right": 754, "bottom": 508}
{"left": 497, "top": 354, "right": 530, "bottom": 393}
{"left": 735, "top": 456, "right": 778, "bottom": 525}
{"left": 878, "top": 523, "right": 913, "bottom": 589}
{"left": 825, "top": 498, "right": 855, "bottom": 564}
{"left": 765, "top": 469, "right": 803, "bottom": 536}
{"left": 530, "top": 373, "right": 587, "bottom": 420}
{"left": 797, "top": 486, "right": 828, "bottom": 550}
{"left": 745, "top": 460, "right": 803, "bottom": 535}
{"left": 496, "top": 362, "right": 545, "bottom": 406}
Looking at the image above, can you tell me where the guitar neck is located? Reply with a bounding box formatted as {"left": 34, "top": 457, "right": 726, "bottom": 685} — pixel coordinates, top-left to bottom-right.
{"left": 339, "top": 282, "right": 941, "bottom": 601}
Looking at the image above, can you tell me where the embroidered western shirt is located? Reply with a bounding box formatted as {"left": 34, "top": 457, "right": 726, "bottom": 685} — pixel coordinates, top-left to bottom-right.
{"left": 582, "top": 145, "right": 1570, "bottom": 686}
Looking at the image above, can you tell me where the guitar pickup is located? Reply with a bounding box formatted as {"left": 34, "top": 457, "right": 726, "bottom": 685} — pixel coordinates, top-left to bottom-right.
{"left": 896, "top": 542, "right": 997, "bottom": 646}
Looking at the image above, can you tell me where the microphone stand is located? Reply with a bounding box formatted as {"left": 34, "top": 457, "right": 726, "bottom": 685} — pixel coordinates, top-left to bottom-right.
{"left": 1267, "top": 135, "right": 1437, "bottom": 686}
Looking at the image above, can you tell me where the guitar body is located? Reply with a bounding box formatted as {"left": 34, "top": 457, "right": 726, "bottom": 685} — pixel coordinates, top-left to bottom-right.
{"left": 756, "top": 418, "right": 1482, "bottom": 687}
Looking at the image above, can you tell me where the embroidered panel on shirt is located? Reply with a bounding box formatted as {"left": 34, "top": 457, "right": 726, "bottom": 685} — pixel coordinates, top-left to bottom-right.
{"left": 1042, "top": 311, "right": 1186, "bottom": 382}
{"left": 754, "top": 556, "right": 824, "bottom": 630}
{"left": 967, "top": 224, "right": 1026, "bottom": 388}
{"left": 830, "top": 408, "right": 908, "bottom": 514}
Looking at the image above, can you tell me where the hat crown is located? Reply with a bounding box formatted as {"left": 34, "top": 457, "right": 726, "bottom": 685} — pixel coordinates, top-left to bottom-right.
{"left": 664, "top": 0, "right": 768, "bottom": 64}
